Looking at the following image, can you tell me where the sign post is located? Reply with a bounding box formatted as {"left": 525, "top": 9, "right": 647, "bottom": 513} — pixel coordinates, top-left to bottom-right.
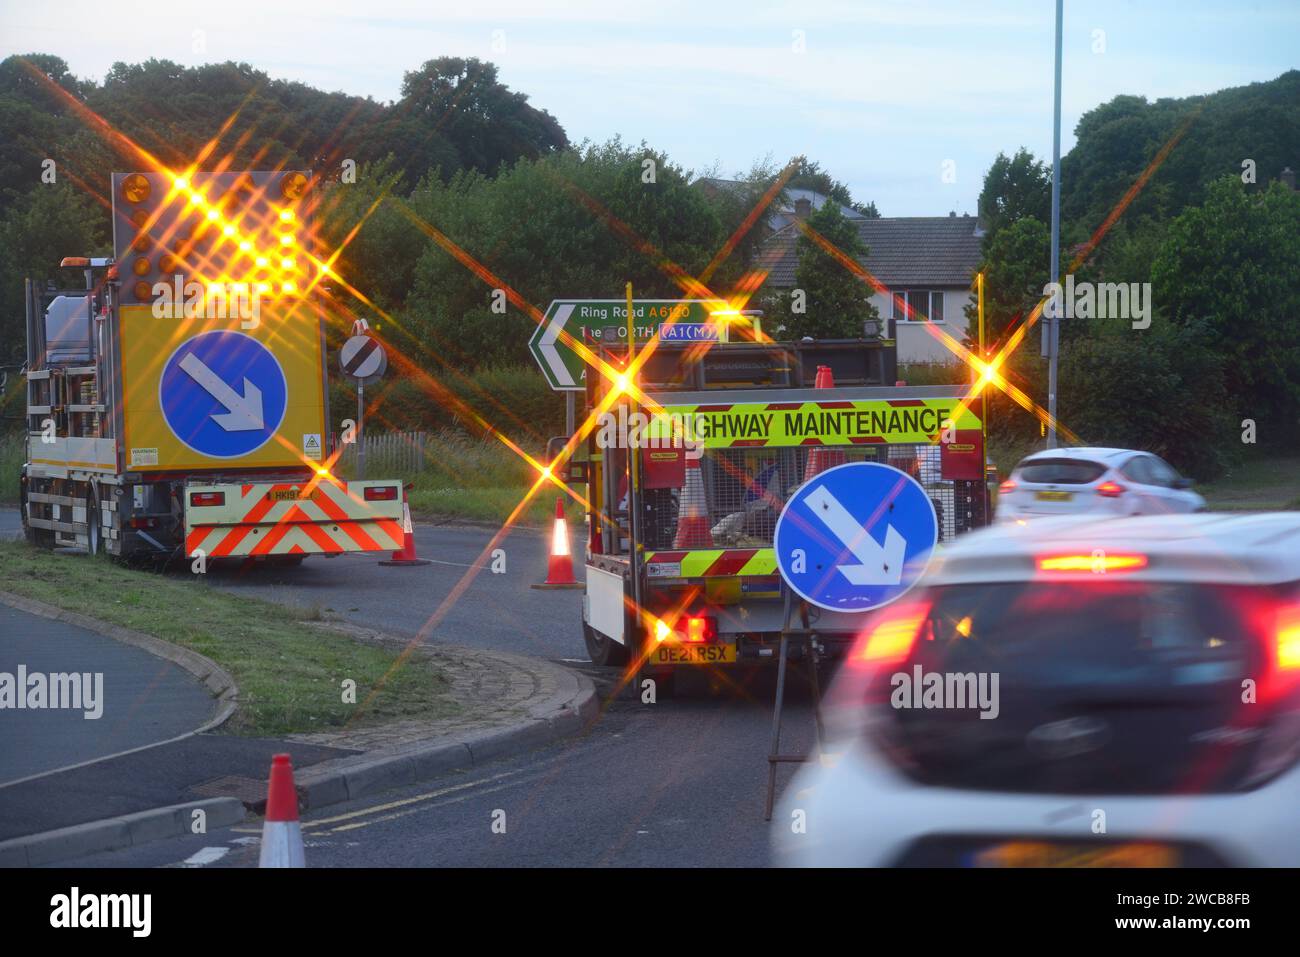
{"left": 339, "top": 329, "right": 387, "bottom": 480}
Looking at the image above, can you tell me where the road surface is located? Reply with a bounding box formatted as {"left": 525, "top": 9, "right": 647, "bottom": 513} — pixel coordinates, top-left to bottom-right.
{"left": 2, "top": 508, "right": 818, "bottom": 866}
{"left": 0, "top": 603, "right": 217, "bottom": 787}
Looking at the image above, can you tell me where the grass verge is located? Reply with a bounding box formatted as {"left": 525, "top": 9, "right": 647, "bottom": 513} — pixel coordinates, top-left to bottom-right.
{"left": 1199, "top": 455, "right": 1300, "bottom": 510}
{"left": 0, "top": 540, "right": 457, "bottom": 736}
{"left": 336, "top": 428, "right": 555, "bottom": 526}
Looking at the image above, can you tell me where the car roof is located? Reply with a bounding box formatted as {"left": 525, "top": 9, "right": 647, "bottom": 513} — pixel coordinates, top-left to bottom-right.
{"left": 927, "top": 513, "right": 1300, "bottom": 587}
{"left": 1017, "top": 447, "right": 1135, "bottom": 465}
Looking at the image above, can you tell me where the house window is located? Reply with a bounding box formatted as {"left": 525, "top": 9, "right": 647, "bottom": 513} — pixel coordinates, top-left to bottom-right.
{"left": 892, "top": 290, "right": 945, "bottom": 323}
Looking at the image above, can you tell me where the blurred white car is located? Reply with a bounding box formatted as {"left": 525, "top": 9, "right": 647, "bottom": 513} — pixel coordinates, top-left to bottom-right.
{"left": 994, "top": 447, "right": 1205, "bottom": 523}
{"left": 773, "top": 513, "right": 1300, "bottom": 867}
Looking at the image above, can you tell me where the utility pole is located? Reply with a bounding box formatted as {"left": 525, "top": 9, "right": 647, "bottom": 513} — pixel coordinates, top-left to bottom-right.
{"left": 1046, "top": 0, "right": 1064, "bottom": 448}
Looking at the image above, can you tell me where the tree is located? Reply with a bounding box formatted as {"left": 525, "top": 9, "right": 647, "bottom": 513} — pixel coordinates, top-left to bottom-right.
{"left": 977, "top": 148, "right": 1051, "bottom": 241}
{"left": 1150, "top": 176, "right": 1300, "bottom": 439}
{"left": 785, "top": 156, "right": 879, "bottom": 217}
{"left": 402, "top": 139, "right": 734, "bottom": 369}
{"left": 395, "top": 58, "right": 567, "bottom": 180}
{"left": 0, "top": 182, "right": 108, "bottom": 364}
{"left": 966, "top": 216, "right": 1051, "bottom": 349}
{"left": 1059, "top": 319, "right": 1236, "bottom": 479}
{"left": 780, "top": 199, "right": 878, "bottom": 339}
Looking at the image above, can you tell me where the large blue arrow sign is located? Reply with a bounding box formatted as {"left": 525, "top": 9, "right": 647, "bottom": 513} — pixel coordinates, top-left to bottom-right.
{"left": 773, "top": 461, "right": 938, "bottom": 612}
{"left": 159, "top": 330, "right": 288, "bottom": 458}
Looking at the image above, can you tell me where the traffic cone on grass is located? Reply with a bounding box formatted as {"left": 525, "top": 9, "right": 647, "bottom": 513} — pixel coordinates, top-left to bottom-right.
{"left": 379, "top": 485, "right": 431, "bottom": 567}
{"left": 532, "top": 497, "right": 583, "bottom": 589}
{"left": 258, "top": 754, "right": 305, "bottom": 868}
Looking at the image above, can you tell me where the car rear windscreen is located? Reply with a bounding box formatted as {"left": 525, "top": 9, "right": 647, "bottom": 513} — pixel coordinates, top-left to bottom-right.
{"left": 878, "top": 580, "right": 1273, "bottom": 795}
{"left": 1017, "top": 458, "right": 1106, "bottom": 484}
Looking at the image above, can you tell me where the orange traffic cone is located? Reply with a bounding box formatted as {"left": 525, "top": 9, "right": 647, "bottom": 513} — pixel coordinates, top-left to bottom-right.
{"left": 379, "top": 486, "right": 431, "bottom": 567}
{"left": 803, "top": 365, "right": 847, "bottom": 482}
{"left": 673, "top": 453, "right": 714, "bottom": 548}
{"left": 258, "top": 754, "right": 305, "bottom": 868}
{"left": 532, "top": 497, "right": 583, "bottom": 589}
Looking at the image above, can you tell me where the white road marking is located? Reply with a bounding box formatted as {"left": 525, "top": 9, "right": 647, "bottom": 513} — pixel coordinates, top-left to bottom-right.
{"left": 181, "top": 846, "right": 231, "bottom": 867}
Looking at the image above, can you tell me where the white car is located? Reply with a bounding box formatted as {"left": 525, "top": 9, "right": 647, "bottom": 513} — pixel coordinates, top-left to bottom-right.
{"left": 994, "top": 447, "right": 1205, "bottom": 522}
{"left": 773, "top": 513, "right": 1300, "bottom": 867}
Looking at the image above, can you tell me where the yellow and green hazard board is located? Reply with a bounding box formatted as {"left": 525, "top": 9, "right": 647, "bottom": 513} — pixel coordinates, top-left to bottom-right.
{"left": 636, "top": 396, "right": 980, "bottom": 449}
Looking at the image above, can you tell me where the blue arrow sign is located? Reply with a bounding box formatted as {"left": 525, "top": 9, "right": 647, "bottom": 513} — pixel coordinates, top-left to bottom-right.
{"left": 773, "top": 461, "right": 938, "bottom": 612}
{"left": 159, "top": 330, "right": 288, "bottom": 458}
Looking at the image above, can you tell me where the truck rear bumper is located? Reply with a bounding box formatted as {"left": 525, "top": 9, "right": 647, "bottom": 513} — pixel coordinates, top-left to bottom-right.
{"left": 184, "top": 478, "right": 405, "bottom": 558}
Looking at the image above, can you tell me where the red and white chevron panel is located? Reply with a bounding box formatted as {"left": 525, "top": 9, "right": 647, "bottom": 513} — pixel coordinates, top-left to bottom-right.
{"left": 184, "top": 479, "right": 405, "bottom": 558}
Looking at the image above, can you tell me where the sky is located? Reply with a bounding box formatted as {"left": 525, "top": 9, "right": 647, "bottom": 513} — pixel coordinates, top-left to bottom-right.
{"left": 1, "top": 0, "right": 1297, "bottom": 216}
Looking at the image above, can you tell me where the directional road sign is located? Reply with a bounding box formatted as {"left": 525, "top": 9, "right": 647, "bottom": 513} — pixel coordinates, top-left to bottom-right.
{"left": 159, "top": 330, "right": 288, "bottom": 459}
{"left": 529, "top": 299, "right": 728, "bottom": 391}
{"left": 340, "top": 334, "right": 387, "bottom": 384}
{"left": 773, "top": 461, "right": 938, "bottom": 613}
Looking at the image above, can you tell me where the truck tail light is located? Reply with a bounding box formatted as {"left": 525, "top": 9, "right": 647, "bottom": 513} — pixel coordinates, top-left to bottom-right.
{"left": 685, "top": 615, "right": 716, "bottom": 643}
{"left": 189, "top": 491, "right": 225, "bottom": 507}
{"left": 1095, "top": 480, "right": 1125, "bottom": 498}
{"left": 364, "top": 485, "right": 399, "bottom": 502}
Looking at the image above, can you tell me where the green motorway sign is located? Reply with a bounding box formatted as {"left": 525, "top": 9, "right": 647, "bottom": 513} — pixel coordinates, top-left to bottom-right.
{"left": 528, "top": 299, "right": 728, "bottom": 391}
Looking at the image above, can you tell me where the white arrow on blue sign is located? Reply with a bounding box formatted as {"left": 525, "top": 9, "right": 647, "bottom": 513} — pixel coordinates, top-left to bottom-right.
{"left": 773, "top": 461, "right": 938, "bottom": 613}
{"left": 160, "top": 330, "right": 288, "bottom": 459}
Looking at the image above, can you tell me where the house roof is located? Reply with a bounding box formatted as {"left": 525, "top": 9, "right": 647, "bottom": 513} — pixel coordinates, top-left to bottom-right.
{"left": 759, "top": 214, "right": 985, "bottom": 288}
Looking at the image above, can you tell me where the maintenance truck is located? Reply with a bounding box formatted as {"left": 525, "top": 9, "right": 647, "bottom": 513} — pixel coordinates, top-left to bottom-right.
{"left": 570, "top": 333, "right": 988, "bottom": 686}
{"left": 19, "top": 170, "right": 405, "bottom": 562}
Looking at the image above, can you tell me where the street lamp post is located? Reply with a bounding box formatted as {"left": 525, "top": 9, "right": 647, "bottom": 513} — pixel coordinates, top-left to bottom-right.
{"left": 1046, "top": 0, "right": 1064, "bottom": 448}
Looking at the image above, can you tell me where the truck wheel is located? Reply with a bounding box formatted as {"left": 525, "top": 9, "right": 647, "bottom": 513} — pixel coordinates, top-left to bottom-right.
{"left": 85, "top": 488, "right": 103, "bottom": 557}
{"left": 583, "top": 620, "right": 630, "bottom": 666}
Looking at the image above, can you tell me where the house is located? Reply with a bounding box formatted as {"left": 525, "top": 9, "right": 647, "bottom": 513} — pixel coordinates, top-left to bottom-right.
{"left": 757, "top": 209, "right": 985, "bottom": 364}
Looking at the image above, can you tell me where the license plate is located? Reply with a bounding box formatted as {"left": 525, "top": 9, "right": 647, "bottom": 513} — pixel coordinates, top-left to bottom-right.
{"left": 267, "top": 488, "right": 317, "bottom": 502}
{"left": 973, "top": 841, "right": 1177, "bottom": 868}
{"left": 650, "top": 643, "right": 736, "bottom": 665}
{"left": 1035, "top": 489, "right": 1073, "bottom": 502}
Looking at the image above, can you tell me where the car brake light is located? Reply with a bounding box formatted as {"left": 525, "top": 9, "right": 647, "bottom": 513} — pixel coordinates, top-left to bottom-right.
{"left": 364, "top": 485, "right": 399, "bottom": 502}
{"left": 852, "top": 600, "right": 933, "bottom": 665}
{"left": 998, "top": 479, "right": 1016, "bottom": 494}
{"left": 1279, "top": 606, "right": 1300, "bottom": 671}
{"left": 189, "top": 491, "right": 225, "bottom": 507}
{"left": 1037, "top": 552, "right": 1148, "bottom": 573}
{"left": 1095, "top": 480, "right": 1125, "bottom": 497}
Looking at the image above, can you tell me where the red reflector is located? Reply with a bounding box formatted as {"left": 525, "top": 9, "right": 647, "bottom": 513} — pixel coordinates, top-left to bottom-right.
{"left": 189, "top": 491, "right": 225, "bottom": 507}
{"left": 364, "top": 486, "right": 399, "bottom": 502}
{"left": 1037, "top": 552, "right": 1148, "bottom": 573}
{"left": 128, "top": 517, "right": 157, "bottom": 529}
{"left": 1095, "top": 480, "right": 1125, "bottom": 498}
{"left": 685, "top": 615, "right": 717, "bottom": 643}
